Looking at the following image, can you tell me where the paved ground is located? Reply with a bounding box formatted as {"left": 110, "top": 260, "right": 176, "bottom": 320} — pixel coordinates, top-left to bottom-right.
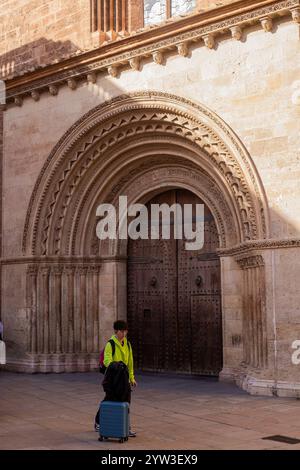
{"left": 1, "top": 371, "right": 300, "bottom": 450}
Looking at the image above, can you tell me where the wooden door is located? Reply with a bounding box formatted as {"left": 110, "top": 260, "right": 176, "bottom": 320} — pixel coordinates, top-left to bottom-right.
{"left": 127, "top": 189, "right": 222, "bottom": 376}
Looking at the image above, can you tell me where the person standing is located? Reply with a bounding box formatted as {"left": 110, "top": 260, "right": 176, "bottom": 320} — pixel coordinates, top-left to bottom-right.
{"left": 95, "top": 320, "right": 137, "bottom": 436}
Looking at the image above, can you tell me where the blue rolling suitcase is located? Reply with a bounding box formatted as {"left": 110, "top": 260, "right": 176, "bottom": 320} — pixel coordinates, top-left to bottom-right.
{"left": 98, "top": 401, "right": 129, "bottom": 443}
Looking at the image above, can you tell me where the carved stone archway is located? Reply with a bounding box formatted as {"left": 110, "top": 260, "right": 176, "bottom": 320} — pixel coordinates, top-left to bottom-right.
{"left": 23, "top": 91, "right": 269, "bottom": 376}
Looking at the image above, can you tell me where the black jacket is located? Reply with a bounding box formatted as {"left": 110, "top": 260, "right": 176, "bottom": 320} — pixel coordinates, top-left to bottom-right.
{"left": 102, "top": 361, "right": 131, "bottom": 403}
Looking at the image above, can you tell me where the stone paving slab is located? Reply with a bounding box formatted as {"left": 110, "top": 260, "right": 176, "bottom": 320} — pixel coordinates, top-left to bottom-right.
{"left": 1, "top": 371, "right": 300, "bottom": 450}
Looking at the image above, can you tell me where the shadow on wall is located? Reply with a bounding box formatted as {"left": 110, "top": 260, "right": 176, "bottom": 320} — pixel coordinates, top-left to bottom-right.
{"left": 0, "top": 32, "right": 300, "bottom": 391}
{"left": 0, "top": 37, "right": 83, "bottom": 79}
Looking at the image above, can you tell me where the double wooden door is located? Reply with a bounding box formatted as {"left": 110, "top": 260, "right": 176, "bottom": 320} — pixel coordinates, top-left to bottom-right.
{"left": 127, "top": 189, "right": 222, "bottom": 376}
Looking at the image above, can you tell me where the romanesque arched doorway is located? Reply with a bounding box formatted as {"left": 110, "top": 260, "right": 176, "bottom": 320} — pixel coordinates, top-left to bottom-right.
{"left": 127, "top": 188, "right": 222, "bottom": 376}
{"left": 22, "top": 92, "right": 269, "bottom": 379}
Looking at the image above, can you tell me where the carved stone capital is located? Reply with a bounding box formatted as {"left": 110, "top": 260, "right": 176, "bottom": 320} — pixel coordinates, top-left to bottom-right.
{"left": 77, "top": 266, "right": 88, "bottom": 275}
{"left": 31, "top": 91, "right": 40, "bottom": 102}
{"left": 129, "top": 57, "right": 141, "bottom": 71}
{"left": 87, "top": 265, "right": 100, "bottom": 274}
{"left": 49, "top": 85, "right": 58, "bottom": 96}
{"left": 67, "top": 78, "right": 77, "bottom": 90}
{"left": 107, "top": 65, "right": 118, "bottom": 78}
{"left": 152, "top": 51, "right": 164, "bottom": 65}
{"left": 177, "top": 42, "right": 189, "bottom": 57}
{"left": 235, "top": 254, "right": 265, "bottom": 270}
{"left": 260, "top": 17, "right": 273, "bottom": 32}
{"left": 203, "top": 34, "right": 215, "bottom": 49}
{"left": 230, "top": 26, "right": 243, "bottom": 41}
{"left": 40, "top": 266, "right": 50, "bottom": 276}
{"left": 63, "top": 265, "right": 76, "bottom": 275}
{"left": 51, "top": 265, "right": 63, "bottom": 275}
{"left": 26, "top": 265, "right": 38, "bottom": 276}
{"left": 290, "top": 7, "right": 300, "bottom": 23}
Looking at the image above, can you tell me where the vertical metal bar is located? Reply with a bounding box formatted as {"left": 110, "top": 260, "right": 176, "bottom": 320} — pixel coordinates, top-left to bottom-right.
{"left": 166, "top": 0, "right": 172, "bottom": 19}
{"left": 100, "top": 0, "right": 104, "bottom": 31}
{"left": 115, "top": 0, "right": 119, "bottom": 32}
{"left": 110, "top": 0, "right": 114, "bottom": 32}
{"left": 90, "top": 0, "right": 93, "bottom": 31}
{"left": 122, "top": 0, "right": 126, "bottom": 31}
{"left": 104, "top": 0, "right": 108, "bottom": 33}
{"left": 125, "top": 0, "right": 128, "bottom": 31}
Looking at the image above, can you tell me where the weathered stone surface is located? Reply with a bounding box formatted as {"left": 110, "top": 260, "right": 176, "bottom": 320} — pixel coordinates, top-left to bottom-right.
{"left": 1, "top": 2, "right": 300, "bottom": 396}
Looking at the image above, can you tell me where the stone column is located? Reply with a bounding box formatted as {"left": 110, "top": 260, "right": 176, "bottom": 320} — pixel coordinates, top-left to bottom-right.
{"left": 236, "top": 254, "right": 268, "bottom": 369}
{"left": 86, "top": 266, "right": 96, "bottom": 353}
{"left": 61, "top": 266, "right": 75, "bottom": 354}
{"left": 49, "top": 266, "right": 63, "bottom": 354}
{"left": 91, "top": 266, "right": 100, "bottom": 352}
{"left": 26, "top": 265, "right": 38, "bottom": 353}
{"left": 40, "top": 266, "right": 50, "bottom": 354}
{"left": 78, "top": 266, "right": 87, "bottom": 353}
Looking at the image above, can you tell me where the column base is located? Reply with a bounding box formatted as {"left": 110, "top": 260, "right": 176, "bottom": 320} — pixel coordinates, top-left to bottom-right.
{"left": 239, "top": 374, "right": 300, "bottom": 398}
{"left": 2, "top": 353, "right": 99, "bottom": 373}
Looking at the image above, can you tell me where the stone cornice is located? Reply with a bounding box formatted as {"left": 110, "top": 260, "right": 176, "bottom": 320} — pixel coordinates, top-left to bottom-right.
{"left": 4, "top": 0, "right": 300, "bottom": 107}
{"left": 2, "top": 239, "right": 300, "bottom": 263}
{"left": 0, "top": 255, "right": 127, "bottom": 265}
{"left": 235, "top": 254, "right": 265, "bottom": 269}
{"left": 218, "top": 238, "right": 300, "bottom": 256}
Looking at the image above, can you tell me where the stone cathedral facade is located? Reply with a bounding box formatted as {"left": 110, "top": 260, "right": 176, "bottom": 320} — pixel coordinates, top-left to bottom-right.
{"left": 0, "top": 0, "right": 300, "bottom": 397}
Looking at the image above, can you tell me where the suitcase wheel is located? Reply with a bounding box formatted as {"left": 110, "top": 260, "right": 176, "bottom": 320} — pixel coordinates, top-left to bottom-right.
{"left": 119, "top": 438, "right": 124, "bottom": 443}
{"left": 98, "top": 436, "right": 104, "bottom": 442}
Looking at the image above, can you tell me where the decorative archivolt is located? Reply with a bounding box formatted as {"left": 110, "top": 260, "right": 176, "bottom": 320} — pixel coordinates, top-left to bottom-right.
{"left": 88, "top": 163, "right": 238, "bottom": 257}
{"left": 22, "top": 91, "right": 269, "bottom": 256}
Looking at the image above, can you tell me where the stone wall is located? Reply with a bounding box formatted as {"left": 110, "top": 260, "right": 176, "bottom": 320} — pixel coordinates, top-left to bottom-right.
{"left": 2, "top": 10, "right": 300, "bottom": 391}
{"left": 0, "top": 0, "right": 91, "bottom": 79}
{"left": 0, "top": 1, "right": 237, "bottom": 78}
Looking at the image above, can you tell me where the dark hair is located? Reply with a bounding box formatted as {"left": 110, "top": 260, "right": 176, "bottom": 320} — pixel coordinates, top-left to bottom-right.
{"left": 113, "top": 320, "right": 128, "bottom": 331}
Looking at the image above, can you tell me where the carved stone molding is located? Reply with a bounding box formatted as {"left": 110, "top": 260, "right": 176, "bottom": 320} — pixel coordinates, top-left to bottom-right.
{"left": 49, "top": 85, "right": 58, "bottom": 96}
{"left": 203, "top": 34, "right": 215, "bottom": 49}
{"left": 87, "top": 72, "right": 97, "bottom": 84}
{"left": 129, "top": 57, "right": 141, "bottom": 71}
{"left": 31, "top": 91, "right": 40, "bottom": 102}
{"left": 260, "top": 16, "right": 273, "bottom": 31}
{"left": 25, "top": 260, "right": 102, "bottom": 364}
{"left": 63, "top": 265, "right": 76, "bottom": 275}
{"left": 235, "top": 254, "right": 265, "bottom": 269}
{"left": 14, "top": 96, "right": 23, "bottom": 107}
{"left": 152, "top": 51, "right": 164, "bottom": 65}
{"left": 67, "top": 78, "right": 77, "bottom": 90}
{"left": 177, "top": 42, "right": 189, "bottom": 57}
{"left": 107, "top": 65, "right": 118, "bottom": 77}
{"left": 230, "top": 26, "right": 243, "bottom": 40}
{"left": 22, "top": 91, "right": 268, "bottom": 257}
{"left": 291, "top": 7, "right": 300, "bottom": 21}
{"left": 88, "top": 161, "right": 234, "bottom": 256}
{"left": 40, "top": 266, "right": 50, "bottom": 276}
{"left": 87, "top": 265, "right": 100, "bottom": 274}
{"left": 26, "top": 264, "right": 38, "bottom": 276}
{"left": 5, "top": 0, "right": 300, "bottom": 106}
{"left": 218, "top": 237, "right": 300, "bottom": 257}
{"left": 51, "top": 265, "right": 64, "bottom": 275}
